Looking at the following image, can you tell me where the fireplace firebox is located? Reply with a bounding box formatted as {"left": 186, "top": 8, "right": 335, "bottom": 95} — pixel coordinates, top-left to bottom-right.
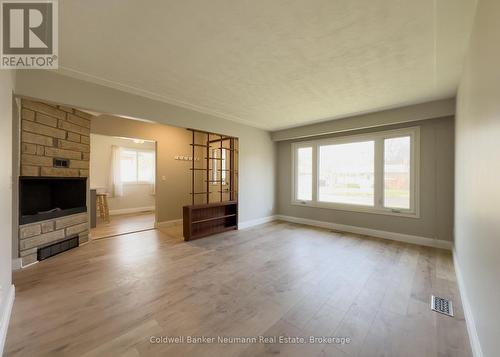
{"left": 19, "top": 177, "right": 87, "bottom": 225}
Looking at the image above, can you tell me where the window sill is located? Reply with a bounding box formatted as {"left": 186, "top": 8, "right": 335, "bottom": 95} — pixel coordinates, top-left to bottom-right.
{"left": 291, "top": 201, "right": 420, "bottom": 219}
{"left": 123, "top": 182, "right": 155, "bottom": 186}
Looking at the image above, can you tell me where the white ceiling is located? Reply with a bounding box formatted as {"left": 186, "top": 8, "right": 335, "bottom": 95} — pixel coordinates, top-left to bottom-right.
{"left": 57, "top": 0, "right": 477, "bottom": 130}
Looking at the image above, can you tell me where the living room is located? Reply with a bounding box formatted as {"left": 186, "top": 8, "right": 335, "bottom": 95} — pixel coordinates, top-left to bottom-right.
{"left": 1, "top": 1, "right": 499, "bottom": 356}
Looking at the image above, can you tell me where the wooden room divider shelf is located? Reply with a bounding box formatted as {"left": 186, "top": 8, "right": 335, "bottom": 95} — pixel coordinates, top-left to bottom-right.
{"left": 192, "top": 214, "right": 237, "bottom": 224}
{"left": 183, "top": 129, "right": 239, "bottom": 241}
{"left": 183, "top": 201, "right": 238, "bottom": 240}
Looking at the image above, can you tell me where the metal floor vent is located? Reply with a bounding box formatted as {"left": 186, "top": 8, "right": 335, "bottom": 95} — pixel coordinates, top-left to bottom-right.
{"left": 431, "top": 295, "right": 454, "bottom": 317}
{"left": 37, "top": 236, "right": 79, "bottom": 261}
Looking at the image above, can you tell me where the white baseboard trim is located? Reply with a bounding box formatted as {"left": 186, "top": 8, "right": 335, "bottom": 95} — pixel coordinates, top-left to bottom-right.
{"left": 109, "top": 206, "right": 155, "bottom": 216}
{"left": 453, "top": 250, "right": 483, "bottom": 357}
{"left": 156, "top": 216, "right": 277, "bottom": 231}
{"left": 21, "top": 261, "right": 38, "bottom": 269}
{"left": 239, "top": 215, "right": 277, "bottom": 229}
{"left": 0, "top": 284, "right": 15, "bottom": 356}
{"left": 156, "top": 219, "right": 182, "bottom": 228}
{"left": 11, "top": 258, "right": 22, "bottom": 271}
{"left": 13, "top": 258, "right": 38, "bottom": 270}
{"left": 275, "top": 215, "right": 453, "bottom": 250}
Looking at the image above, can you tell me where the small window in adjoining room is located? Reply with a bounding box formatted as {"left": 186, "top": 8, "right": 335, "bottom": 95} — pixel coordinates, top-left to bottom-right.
{"left": 221, "top": 149, "right": 227, "bottom": 184}
{"left": 292, "top": 127, "right": 419, "bottom": 217}
{"left": 120, "top": 149, "right": 155, "bottom": 184}
{"left": 120, "top": 149, "right": 138, "bottom": 182}
{"left": 212, "top": 148, "right": 227, "bottom": 185}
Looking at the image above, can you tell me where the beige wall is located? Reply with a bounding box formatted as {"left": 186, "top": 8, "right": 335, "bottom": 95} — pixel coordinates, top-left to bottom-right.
{"left": 90, "top": 134, "right": 156, "bottom": 214}
{"left": 277, "top": 117, "right": 454, "bottom": 242}
{"left": 91, "top": 116, "right": 192, "bottom": 222}
{"left": 271, "top": 98, "right": 456, "bottom": 141}
{"left": 0, "top": 70, "right": 15, "bottom": 354}
{"left": 15, "top": 71, "right": 277, "bottom": 224}
{"left": 454, "top": 0, "right": 500, "bottom": 355}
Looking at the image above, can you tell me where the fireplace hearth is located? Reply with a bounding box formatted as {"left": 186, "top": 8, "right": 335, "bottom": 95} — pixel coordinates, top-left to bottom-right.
{"left": 19, "top": 177, "right": 87, "bottom": 225}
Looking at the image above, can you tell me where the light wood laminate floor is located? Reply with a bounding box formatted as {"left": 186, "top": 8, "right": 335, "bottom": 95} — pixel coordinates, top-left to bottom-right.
{"left": 90, "top": 211, "right": 155, "bottom": 240}
{"left": 5, "top": 222, "right": 471, "bottom": 357}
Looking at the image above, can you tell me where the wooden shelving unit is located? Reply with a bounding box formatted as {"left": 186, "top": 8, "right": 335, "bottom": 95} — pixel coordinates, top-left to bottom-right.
{"left": 183, "top": 201, "right": 238, "bottom": 240}
{"left": 183, "top": 129, "right": 239, "bottom": 241}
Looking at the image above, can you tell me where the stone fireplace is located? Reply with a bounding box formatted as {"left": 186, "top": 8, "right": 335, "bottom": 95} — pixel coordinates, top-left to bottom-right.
{"left": 17, "top": 99, "right": 93, "bottom": 266}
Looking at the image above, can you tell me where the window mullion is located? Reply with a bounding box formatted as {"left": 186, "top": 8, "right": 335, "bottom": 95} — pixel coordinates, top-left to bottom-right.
{"left": 136, "top": 151, "right": 139, "bottom": 183}
{"left": 374, "top": 138, "right": 384, "bottom": 209}
{"left": 292, "top": 146, "right": 297, "bottom": 201}
{"left": 312, "top": 144, "right": 318, "bottom": 203}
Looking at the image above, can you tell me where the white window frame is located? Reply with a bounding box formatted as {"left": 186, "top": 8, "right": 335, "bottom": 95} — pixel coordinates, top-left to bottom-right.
{"left": 291, "top": 126, "right": 420, "bottom": 218}
{"left": 292, "top": 142, "right": 316, "bottom": 203}
{"left": 120, "top": 147, "right": 156, "bottom": 185}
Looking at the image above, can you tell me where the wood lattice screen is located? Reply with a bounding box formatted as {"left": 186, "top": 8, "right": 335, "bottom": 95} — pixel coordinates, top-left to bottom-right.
{"left": 187, "top": 129, "right": 238, "bottom": 205}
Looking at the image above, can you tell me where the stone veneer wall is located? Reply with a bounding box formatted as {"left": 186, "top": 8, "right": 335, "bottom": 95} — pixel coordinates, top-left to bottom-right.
{"left": 18, "top": 99, "right": 93, "bottom": 266}
{"left": 19, "top": 213, "right": 89, "bottom": 266}
{"left": 20, "top": 99, "right": 91, "bottom": 177}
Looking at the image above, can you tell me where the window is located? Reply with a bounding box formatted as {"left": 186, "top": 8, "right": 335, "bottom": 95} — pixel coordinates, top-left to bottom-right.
{"left": 318, "top": 141, "right": 374, "bottom": 206}
{"left": 295, "top": 146, "right": 312, "bottom": 201}
{"left": 120, "top": 149, "right": 155, "bottom": 184}
{"left": 212, "top": 149, "right": 227, "bottom": 185}
{"left": 221, "top": 150, "right": 227, "bottom": 184}
{"left": 292, "top": 127, "right": 419, "bottom": 217}
{"left": 120, "top": 149, "right": 138, "bottom": 182}
{"left": 384, "top": 136, "right": 410, "bottom": 209}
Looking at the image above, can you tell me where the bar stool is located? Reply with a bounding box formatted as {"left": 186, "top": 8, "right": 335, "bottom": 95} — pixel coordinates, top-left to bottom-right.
{"left": 96, "top": 193, "right": 110, "bottom": 222}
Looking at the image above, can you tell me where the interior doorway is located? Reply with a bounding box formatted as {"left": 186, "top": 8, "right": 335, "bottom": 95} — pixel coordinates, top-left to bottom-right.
{"left": 89, "top": 134, "right": 157, "bottom": 239}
